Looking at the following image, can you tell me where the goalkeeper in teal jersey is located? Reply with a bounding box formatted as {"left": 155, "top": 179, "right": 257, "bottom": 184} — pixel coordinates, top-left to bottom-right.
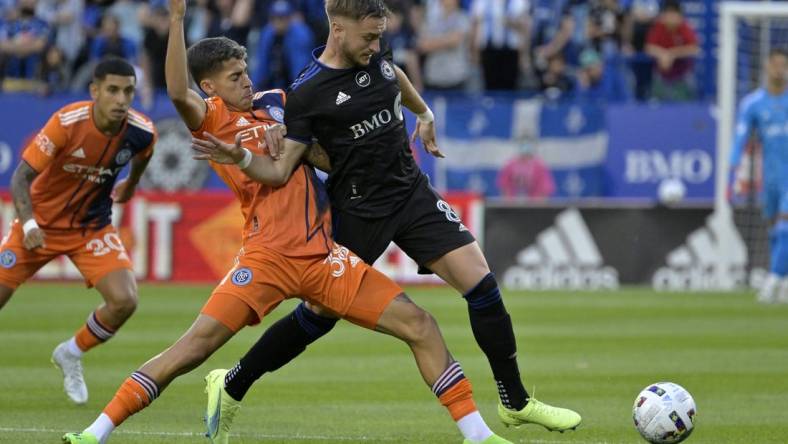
{"left": 730, "top": 48, "right": 788, "bottom": 303}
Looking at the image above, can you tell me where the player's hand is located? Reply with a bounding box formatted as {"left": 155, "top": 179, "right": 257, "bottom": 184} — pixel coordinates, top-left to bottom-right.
{"left": 410, "top": 120, "right": 444, "bottom": 158}
{"left": 169, "top": 0, "right": 186, "bottom": 18}
{"left": 23, "top": 228, "right": 45, "bottom": 250}
{"left": 192, "top": 132, "right": 245, "bottom": 164}
{"left": 112, "top": 178, "right": 137, "bottom": 204}
{"left": 265, "top": 123, "right": 287, "bottom": 160}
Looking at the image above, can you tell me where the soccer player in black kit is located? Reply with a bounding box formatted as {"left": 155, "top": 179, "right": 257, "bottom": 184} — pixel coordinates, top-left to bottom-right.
{"left": 202, "top": 0, "right": 581, "bottom": 440}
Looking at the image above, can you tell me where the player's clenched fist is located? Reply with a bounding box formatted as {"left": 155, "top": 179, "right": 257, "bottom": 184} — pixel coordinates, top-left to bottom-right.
{"left": 169, "top": 0, "right": 186, "bottom": 18}
{"left": 22, "top": 226, "right": 45, "bottom": 250}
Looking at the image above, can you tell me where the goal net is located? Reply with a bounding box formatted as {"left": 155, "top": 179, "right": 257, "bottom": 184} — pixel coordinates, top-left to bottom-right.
{"left": 716, "top": 2, "right": 788, "bottom": 288}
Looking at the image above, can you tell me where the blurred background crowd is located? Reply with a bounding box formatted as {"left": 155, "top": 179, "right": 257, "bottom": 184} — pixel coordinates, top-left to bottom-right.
{"left": 0, "top": 0, "right": 704, "bottom": 104}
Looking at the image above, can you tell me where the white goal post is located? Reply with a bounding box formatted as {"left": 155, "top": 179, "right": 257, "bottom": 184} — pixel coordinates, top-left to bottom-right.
{"left": 716, "top": 1, "right": 788, "bottom": 211}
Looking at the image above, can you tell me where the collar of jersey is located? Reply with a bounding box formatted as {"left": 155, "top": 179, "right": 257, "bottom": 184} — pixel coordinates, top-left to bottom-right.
{"left": 311, "top": 46, "right": 356, "bottom": 72}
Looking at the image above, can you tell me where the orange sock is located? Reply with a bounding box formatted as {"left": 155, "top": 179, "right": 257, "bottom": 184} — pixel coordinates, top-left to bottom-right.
{"left": 433, "top": 362, "right": 478, "bottom": 421}
{"left": 439, "top": 379, "right": 478, "bottom": 420}
{"left": 75, "top": 311, "right": 116, "bottom": 352}
{"left": 102, "top": 372, "right": 160, "bottom": 426}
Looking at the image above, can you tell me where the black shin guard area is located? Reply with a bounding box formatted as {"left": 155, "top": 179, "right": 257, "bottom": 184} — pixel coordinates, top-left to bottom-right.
{"left": 224, "top": 303, "right": 337, "bottom": 401}
{"left": 464, "top": 273, "right": 529, "bottom": 409}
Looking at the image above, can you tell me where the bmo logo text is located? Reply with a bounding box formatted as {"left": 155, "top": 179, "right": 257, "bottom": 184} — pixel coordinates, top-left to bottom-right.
{"left": 625, "top": 149, "right": 713, "bottom": 184}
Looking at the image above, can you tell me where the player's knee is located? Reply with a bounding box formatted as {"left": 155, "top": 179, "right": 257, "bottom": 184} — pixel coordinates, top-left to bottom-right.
{"left": 107, "top": 289, "right": 138, "bottom": 319}
{"left": 303, "top": 300, "right": 335, "bottom": 318}
{"left": 0, "top": 285, "right": 14, "bottom": 310}
{"left": 401, "top": 307, "right": 439, "bottom": 345}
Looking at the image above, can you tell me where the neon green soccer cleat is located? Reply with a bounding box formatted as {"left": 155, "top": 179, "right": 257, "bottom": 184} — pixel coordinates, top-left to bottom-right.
{"left": 498, "top": 398, "right": 582, "bottom": 432}
{"left": 204, "top": 369, "right": 241, "bottom": 444}
{"left": 463, "top": 433, "right": 513, "bottom": 444}
{"left": 61, "top": 432, "right": 98, "bottom": 444}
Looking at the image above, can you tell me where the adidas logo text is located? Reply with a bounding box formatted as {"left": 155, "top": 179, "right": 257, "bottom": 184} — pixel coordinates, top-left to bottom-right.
{"left": 653, "top": 210, "right": 749, "bottom": 291}
{"left": 236, "top": 116, "right": 250, "bottom": 127}
{"left": 502, "top": 208, "right": 619, "bottom": 290}
{"left": 336, "top": 91, "right": 351, "bottom": 105}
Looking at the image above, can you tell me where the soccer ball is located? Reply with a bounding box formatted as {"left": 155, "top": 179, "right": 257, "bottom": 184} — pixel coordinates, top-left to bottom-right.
{"left": 633, "top": 382, "right": 696, "bottom": 443}
{"left": 657, "top": 178, "right": 687, "bottom": 204}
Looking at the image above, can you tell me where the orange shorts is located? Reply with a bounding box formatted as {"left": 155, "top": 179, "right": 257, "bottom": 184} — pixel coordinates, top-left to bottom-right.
{"left": 0, "top": 220, "right": 133, "bottom": 289}
{"left": 201, "top": 242, "right": 402, "bottom": 332}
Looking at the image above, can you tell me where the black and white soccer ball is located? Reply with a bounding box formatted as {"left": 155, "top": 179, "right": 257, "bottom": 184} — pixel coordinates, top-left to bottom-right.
{"left": 633, "top": 382, "right": 696, "bottom": 443}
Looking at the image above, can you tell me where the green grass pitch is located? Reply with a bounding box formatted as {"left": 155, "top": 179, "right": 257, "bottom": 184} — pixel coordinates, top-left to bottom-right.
{"left": 1, "top": 284, "right": 787, "bottom": 443}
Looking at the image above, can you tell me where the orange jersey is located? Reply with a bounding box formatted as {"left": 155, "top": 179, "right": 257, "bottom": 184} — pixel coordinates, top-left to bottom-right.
{"left": 22, "top": 101, "right": 157, "bottom": 230}
{"left": 192, "top": 90, "right": 332, "bottom": 257}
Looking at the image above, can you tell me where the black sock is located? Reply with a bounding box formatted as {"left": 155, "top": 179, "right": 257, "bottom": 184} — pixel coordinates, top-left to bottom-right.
{"left": 223, "top": 302, "right": 338, "bottom": 401}
{"left": 464, "top": 273, "right": 529, "bottom": 410}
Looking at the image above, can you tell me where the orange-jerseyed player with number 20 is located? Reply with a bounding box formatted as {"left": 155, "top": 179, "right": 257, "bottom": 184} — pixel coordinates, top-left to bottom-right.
{"left": 60, "top": 0, "right": 510, "bottom": 442}
{"left": 0, "top": 57, "right": 156, "bottom": 405}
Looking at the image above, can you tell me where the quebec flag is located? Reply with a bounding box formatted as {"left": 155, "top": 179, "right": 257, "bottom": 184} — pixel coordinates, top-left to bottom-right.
{"left": 430, "top": 96, "right": 608, "bottom": 198}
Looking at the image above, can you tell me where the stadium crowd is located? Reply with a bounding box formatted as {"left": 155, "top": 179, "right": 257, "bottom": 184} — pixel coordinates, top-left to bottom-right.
{"left": 0, "top": 0, "right": 700, "bottom": 103}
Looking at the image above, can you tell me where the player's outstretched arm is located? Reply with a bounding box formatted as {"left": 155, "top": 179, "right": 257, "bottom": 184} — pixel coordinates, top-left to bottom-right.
{"left": 192, "top": 132, "right": 307, "bottom": 186}
{"left": 166, "top": 0, "right": 207, "bottom": 131}
{"left": 394, "top": 65, "right": 444, "bottom": 158}
{"left": 10, "top": 161, "right": 45, "bottom": 249}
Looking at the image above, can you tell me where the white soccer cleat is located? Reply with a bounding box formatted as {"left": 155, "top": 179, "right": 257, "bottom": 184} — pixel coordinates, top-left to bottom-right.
{"left": 52, "top": 341, "right": 88, "bottom": 404}
{"left": 757, "top": 273, "right": 780, "bottom": 304}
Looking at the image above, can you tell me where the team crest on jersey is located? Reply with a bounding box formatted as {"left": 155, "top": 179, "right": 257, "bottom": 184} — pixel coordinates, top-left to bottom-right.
{"left": 115, "top": 149, "right": 132, "bottom": 165}
{"left": 231, "top": 267, "right": 252, "bottom": 286}
{"left": 380, "top": 60, "right": 395, "bottom": 81}
{"left": 355, "top": 71, "right": 371, "bottom": 87}
{"left": 0, "top": 250, "right": 16, "bottom": 268}
{"left": 267, "top": 106, "right": 285, "bottom": 123}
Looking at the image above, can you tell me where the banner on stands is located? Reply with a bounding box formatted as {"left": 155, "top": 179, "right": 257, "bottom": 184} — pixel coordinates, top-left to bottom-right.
{"left": 484, "top": 204, "right": 752, "bottom": 291}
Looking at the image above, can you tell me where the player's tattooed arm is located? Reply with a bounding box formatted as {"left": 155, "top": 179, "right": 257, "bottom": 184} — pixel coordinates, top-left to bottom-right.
{"left": 10, "top": 161, "right": 38, "bottom": 223}
{"left": 11, "top": 161, "right": 46, "bottom": 249}
{"left": 303, "top": 144, "right": 332, "bottom": 172}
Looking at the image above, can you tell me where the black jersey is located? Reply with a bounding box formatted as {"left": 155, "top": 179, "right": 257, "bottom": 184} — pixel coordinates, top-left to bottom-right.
{"left": 284, "top": 44, "right": 422, "bottom": 218}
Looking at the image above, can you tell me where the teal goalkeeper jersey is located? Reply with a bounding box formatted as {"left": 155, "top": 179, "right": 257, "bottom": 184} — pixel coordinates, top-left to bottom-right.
{"left": 731, "top": 87, "right": 788, "bottom": 188}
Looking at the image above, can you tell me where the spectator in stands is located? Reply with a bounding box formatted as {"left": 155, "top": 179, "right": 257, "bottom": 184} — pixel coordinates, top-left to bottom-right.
{"left": 575, "top": 47, "right": 629, "bottom": 102}
{"left": 385, "top": 3, "right": 422, "bottom": 92}
{"left": 139, "top": 0, "right": 169, "bottom": 107}
{"left": 39, "top": 44, "right": 69, "bottom": 94}
{"left": 417, "top": 0, "right": 471, "bottom": 91}
{"left": 645, "top": 0, "right": 699, "bottom": 101}
{"left": 497, "top": 139, "right": 555, "bottom": 200}
{"left": 106, "top": 0, "right": 142, "bottom": 46}
{"left": 538, "top": 53, "right": 573, "bottom": 99}
{"left": 71, "top": 13, "right": 137, "bottom": 92}
{"left": 252, "top": 0, "right": 312, "bottom": 90}
{"left": 622, "top": 0, "right": 659, "bottom": 100}
{"left": 531, "top": 0, "right": 583, "bottom": 73}
{"left": 587, "top": 0, "right": 623, "bottom": 56}
{"left": 204, "top": 0, "right": 253, "bottom": 48}
{"left": 35, "top": 0, "right": 84, "bottom": 70}
{"left": 0, "top": 0, "right": 50, "bottom": 91}
{"left": 296, "top": 0, "right": 329, "bottom": 44}
{"left": 90, "top": 14, "right": 137, "bottom": 62}
{"left": 470, "top": 0, "right": 529, "bottom": 90}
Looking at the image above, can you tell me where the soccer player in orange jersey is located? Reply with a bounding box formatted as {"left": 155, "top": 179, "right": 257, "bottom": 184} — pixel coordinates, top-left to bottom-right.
{"left": 61, "top": 1, "right": 509, "bottom": 443}
{"left": 0, "top": 57, "right": 156, "bottom": 405}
